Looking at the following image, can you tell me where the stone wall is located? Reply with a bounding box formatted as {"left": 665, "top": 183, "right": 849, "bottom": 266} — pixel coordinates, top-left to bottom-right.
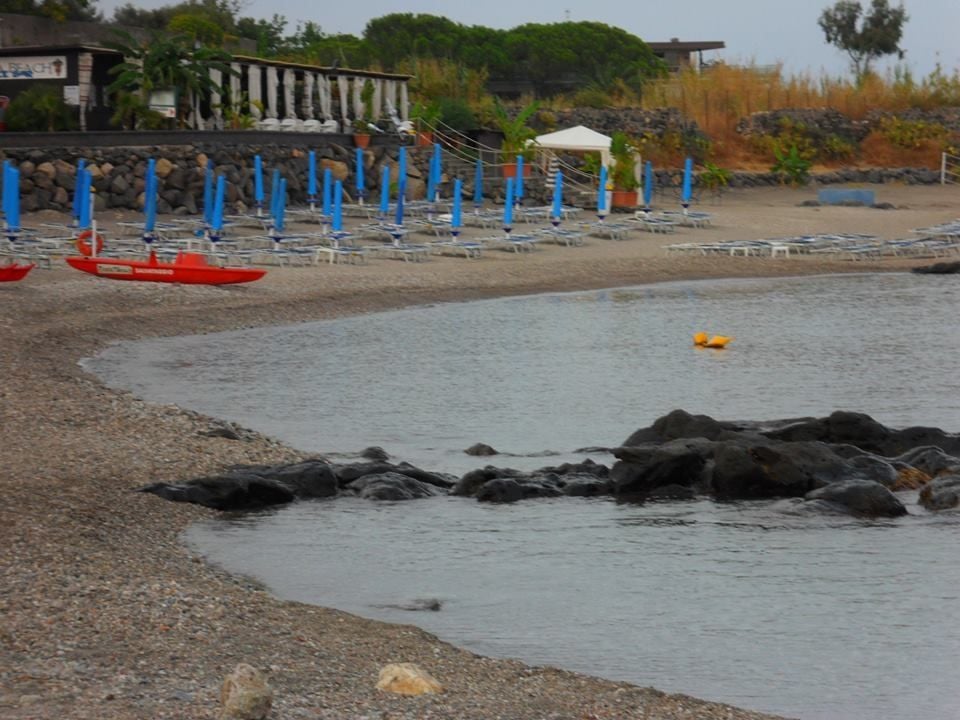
{"left": 0, "top": 142, "right": 435, "bottom": 215}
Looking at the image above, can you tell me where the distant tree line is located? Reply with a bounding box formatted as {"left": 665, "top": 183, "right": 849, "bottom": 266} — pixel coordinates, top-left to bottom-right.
{"left": 97, "top": 4, "right": 667, "bottom": 92}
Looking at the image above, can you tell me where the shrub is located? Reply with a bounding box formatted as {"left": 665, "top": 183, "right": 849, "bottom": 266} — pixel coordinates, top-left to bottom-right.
{"left": 571, "top": 86, "right": 611, "bottom": 109}
{"left": 436, "top": 97, "right": 476, "bottom": 132}
{"left": 5, "top": 85, "right": 77, "bottom": 132}
{"left": 879, "top": 116, "right": 948, "bottom": 149}
{"left": 771, "top": 144, "right": 812, "bottom": 185}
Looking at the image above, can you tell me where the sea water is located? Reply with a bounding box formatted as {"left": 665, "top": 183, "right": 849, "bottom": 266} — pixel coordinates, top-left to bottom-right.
{"left": 88, "top": 273, "right": 960, "bottom": 719}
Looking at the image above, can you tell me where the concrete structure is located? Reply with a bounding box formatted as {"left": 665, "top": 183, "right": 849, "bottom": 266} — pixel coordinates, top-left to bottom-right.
{"left": 0, "top": 43, "right": 412, "bottom": 133}
{"left": 647, "top": 39, "right": 725, "bottom": 73}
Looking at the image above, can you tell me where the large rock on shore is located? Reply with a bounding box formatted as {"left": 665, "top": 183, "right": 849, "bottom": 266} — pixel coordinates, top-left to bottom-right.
{"left": 138, "top": 459, "right": 454, "bottom": 510}
{"left": 220, "top": 663, "right": 273, "bottom": 720}
{"left": 609, "top": 409, "right": 960, "bottom": 515}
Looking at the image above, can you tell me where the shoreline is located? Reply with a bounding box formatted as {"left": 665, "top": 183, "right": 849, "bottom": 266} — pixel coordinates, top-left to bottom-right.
{"left": 4, "top": 185, "right": 958, "bottom": 719}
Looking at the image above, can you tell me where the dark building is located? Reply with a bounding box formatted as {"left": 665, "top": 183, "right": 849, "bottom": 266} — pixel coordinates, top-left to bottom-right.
{"left": 647, "top": 39, "right": 726, "bottom": 73}
{"left": 0, "top": 44, "right": 122, "bottom": 130}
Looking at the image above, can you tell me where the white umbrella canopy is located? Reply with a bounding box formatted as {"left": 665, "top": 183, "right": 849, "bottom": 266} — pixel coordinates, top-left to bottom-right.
{"left": 535, "top": 125, "right": 613, "bottom": 168}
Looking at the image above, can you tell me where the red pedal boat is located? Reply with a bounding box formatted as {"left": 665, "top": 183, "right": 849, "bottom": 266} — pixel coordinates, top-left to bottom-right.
{"left": 66, "top": 251, "right": 266, "bottom": 285}
{"left": 0, "top": 262, "right": 35, "bottom": 282}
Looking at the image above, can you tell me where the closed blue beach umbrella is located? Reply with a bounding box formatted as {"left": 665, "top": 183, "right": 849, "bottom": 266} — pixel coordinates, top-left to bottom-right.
{"left": 643, "top": 161, "right": 654, "bottom": 210}
{"left": 379, "top": 164, "right": 390, "bottom": 216}
{"left": 270, "top": 169, "right": 281, "bottom": 218}
{"left": 322, "top": 167, "right": 332, "bottom": 217}
{"left": 144, "top": 158, "right": 158, "bottom": 238}
{"left": 254, "top": 155, "right": 264, "bottom": 214}
{"left": 77, "top": 168, "right": 91, "bottom": 230}
{"left": 333, "top": 179, "right": 343, "bottom": 232}
{"left": 355, "top": 147, "right": 365, "bottom": 202}
{"left": 275, "top": 178, "right": 286, "bottom": 233}
{"left": 551, "top": 171, "right": 564, "bottom": 225}
{"left": 308, "top": 150, "right": 317, "bottom": 199}
{"left": 5, "top": 165, "right": 20, "bottom": 231}
{"left": 503, "top": 177, "right": 514, "bottom": 229}
{"left": 597, "top": 165, "right": 608, "bottom": 215}
{"left": 681, "top": 157, "right": 693, "bottom": 209}
{"left": 451, "top": 178, "right": 462, "bottom": 232}
{"left": 203, "top": 159, "right": 214, "bottom": 226}
{"left": 473, "top": 159, "right": 483, "bottom": 208}
{"left": 71, "top": 159, "right": 86, "bottom": 223}
{"left": 426, "top": 144, "right": 440, "bottom": 202}
{"left": 515, "top": 155, "right": 524, "bottom": 201}
{"left": 2, "top": 160, "right": 11, "bottom": 224}
{"left": 211, "top": 175, "right": 226, "bottom": 234}
{"left": 394, "top": 186, "right": 405, "bottom": 227}
{"left": 398, "top": 146, "right": 407, "bottom": 199}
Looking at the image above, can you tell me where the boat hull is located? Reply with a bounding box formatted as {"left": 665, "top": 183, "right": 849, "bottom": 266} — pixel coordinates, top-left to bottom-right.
{"left": 66, "top": 256, "right": 266, "bottom": 285}
{"left": 0, "top": 263, "right": 35, "bottom": 282}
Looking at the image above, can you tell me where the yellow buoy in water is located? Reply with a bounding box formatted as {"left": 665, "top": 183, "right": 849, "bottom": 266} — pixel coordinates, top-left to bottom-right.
{"left": 705, "top": 335, "right": 733, "bottom": 348}
{"left": 693, "top": 332, "right": 709, "bottom": 346}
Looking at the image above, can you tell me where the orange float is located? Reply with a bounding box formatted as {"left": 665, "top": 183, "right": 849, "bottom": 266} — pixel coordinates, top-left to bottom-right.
{"left": 75, "top": 229, "right": 105, "bottom": 256}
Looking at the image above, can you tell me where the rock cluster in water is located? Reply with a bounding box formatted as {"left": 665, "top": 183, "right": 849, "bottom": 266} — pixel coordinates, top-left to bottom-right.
{"left": 139, "top": 410, "right": 960, "bottom": 519}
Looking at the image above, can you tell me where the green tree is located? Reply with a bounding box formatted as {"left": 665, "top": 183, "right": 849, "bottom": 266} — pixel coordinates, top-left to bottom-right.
{"left": 818, "top": 0, "right": 909, "bottom": 83}
{"left": 5, "top": 0, "right": 99, "bottom": 21}
{"left": 106, "top": 29, "right": 234, "bottom": 127}
{"left": 5, "top": 85, "right": 77, "bottom": 131}
{"left": 235, "top": 14, "right": 288, "bottom": 56}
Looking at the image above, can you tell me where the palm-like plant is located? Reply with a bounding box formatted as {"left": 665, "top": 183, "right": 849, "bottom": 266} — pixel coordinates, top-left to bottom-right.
{"left": 106, "top": 30, "right": 235, "bottom": 128}
{"left": 492, "top": 98, "right": 539, "bottom": 162}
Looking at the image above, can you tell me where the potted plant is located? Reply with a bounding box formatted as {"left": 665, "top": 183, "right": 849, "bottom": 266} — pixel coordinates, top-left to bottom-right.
{"left": 609, "top": 131, "right": 640, "bottom": 208}
{"left": 353, "top": 80, "right": 375, "bottom": 148}
{"left": 492, "top": 98, "right": 539, "bottom": 178}
{"left": 410, "top": 100, "right": 442, "bottom": 146}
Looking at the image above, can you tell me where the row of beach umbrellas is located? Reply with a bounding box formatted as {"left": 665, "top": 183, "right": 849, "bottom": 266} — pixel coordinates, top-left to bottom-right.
{"left": 3, "top": 149, "right": 698, "bottom": 253}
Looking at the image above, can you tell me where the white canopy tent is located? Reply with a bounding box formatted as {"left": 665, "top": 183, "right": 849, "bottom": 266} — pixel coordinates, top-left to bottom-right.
{"left": 534, "top": 125, "right": 613, "bottom": 168}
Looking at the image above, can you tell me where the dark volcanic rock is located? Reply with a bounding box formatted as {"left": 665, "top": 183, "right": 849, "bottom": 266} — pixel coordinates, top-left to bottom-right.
{"left": 334, "top": 461, "right": 455, "bottom": 489}
{"left": 804, "top": 479, "right": 907, "bottom": 517}
{"left": 346, "top": 472, "right": 444, "bottom": 501}
{"left": 475, "top": 476, "right": 564, "bottom": 503}
{"left": 138, "top": 474, "right": 295, "bottom": 511}
{"left": 465, "top": 443, "right": 498, "bottom": 456}
{"left": 452, "top": 466, "right": 526, "bottom": 497}
{"left": 361, "top": 446, "right": 389, "bottom": 461}
{"left": 612, "top": 449, "right": 706, "bottom": 498}
{"left": 919, "top": 475, "right": 960, "bottom": 511}
{"left": 912, "top": 261, "right": 960, "bottom": 275}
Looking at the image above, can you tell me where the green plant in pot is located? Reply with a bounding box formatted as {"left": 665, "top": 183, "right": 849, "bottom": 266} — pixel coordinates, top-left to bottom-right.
{"left": 410, "top": 100, "right": 442, "bottom": 145}
{"left": 353, "top": 79, "right": 376, "bottom": 148}
{"left": 492, "top": 98, "right": 539, "bottom": 177}
{"left": 609, "top": 131, "right": 640, "bottom": 208}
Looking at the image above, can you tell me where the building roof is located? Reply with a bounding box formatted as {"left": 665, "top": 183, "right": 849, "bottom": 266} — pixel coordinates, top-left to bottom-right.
{"left": 0, "top": 43, "right": 119, "bottom": 55}
{"left": 647, "top": 40, "right": 725, "bottom": 52}
{"left": 232, "top": 55, "right": 411, "bottom": 81}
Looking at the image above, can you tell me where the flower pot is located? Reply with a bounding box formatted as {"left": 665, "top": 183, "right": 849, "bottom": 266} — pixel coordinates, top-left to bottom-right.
{"left": 353, "top": 133, "right": 371, "bottom": 149}
{"left": 610, "top": 189, "right": 638, "bottom": 208}
{"left": 502, "top": 163, "right": 533, "bottom": 179}
{"left": 416, "top": 131, "right": 434, "bottom": 146}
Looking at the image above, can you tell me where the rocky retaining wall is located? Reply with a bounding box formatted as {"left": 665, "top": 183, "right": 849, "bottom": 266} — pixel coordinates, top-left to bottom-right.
{"left": 0, "top": 142, "right": 431, "bottom": 216}
{"left": 0, "top": 139, "right": 945, "bottom": 217}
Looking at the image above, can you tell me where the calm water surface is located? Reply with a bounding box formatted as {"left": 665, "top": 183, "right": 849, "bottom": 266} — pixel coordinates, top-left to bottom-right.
{"left": 89, "top": 273, "right": 960, "bottom": 719}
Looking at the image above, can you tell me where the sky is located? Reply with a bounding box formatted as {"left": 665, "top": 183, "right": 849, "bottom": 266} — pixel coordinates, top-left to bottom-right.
{"left": 101, "top": 0, "right": 956, "bottom": 79}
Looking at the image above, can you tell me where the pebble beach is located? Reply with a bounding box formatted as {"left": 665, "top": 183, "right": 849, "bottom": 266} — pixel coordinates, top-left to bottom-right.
{"left": 2, "top": 184, "right": 957, "bottom": 719}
